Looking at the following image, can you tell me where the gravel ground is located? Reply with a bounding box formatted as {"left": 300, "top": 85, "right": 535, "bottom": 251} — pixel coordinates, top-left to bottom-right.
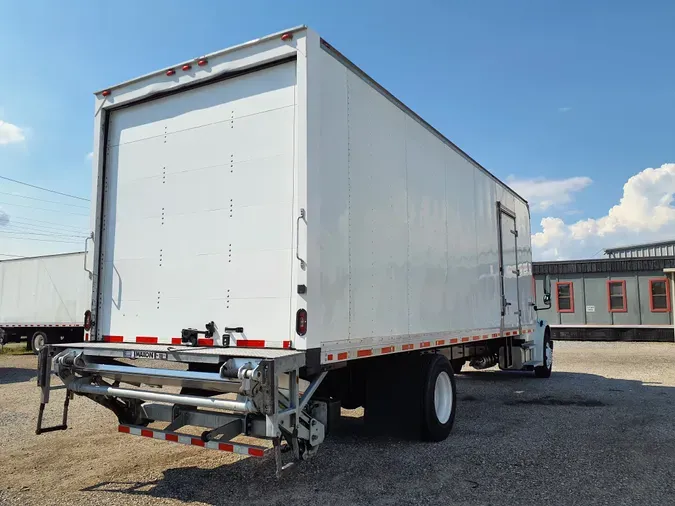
{"left": 1, "top": 341, "right": 674, "bottom": 506}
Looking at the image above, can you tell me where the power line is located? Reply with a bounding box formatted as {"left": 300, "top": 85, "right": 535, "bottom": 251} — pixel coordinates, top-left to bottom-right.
{"left": 5, "top": 221, "right": 87, "bottom": 235}
{"left": 10, "top": 216, "right": 89, "bottom": 232}
{"left": 0, "top": 190, "right": 89, "bottom": 209}
{"left": 2, "top": 227, "right": 88, "bottom": 240}
{"left": 0, "top": 233, "right": 82, "bottom": 244}
{"left": 0, "top": 175, "right": 89, "bottom": 201}
{"left": 0, "top": 200, "right": 89, "bottom": 217}
{"left": 9, "top": 218, "right": 87, "bottom": 233}
{"left": 0, "top": 253, "right": 24, "bottom": 258}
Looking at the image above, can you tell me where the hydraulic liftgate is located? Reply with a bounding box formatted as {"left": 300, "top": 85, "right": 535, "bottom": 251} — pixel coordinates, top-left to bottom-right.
{"left": 36, "top": 342, "right": 328, "bottom": 477}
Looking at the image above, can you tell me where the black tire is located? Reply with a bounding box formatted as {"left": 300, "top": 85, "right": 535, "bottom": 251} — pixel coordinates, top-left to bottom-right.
{"left": 31, "top": 331, "right": 47, "bottom": 356}
{"left": 420, "top": 354, "right": 457, "bottom": 441}
{"left": 450, "top": 359, "right": 464, "bottom": 374}
{"left": 534, "top": 328, "right": 553, "bottom": 378}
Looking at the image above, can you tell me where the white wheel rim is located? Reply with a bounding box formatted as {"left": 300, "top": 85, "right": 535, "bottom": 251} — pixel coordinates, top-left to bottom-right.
{"left": 545, "top": 342, "right": 553, "bottom": 369}
{"left": 34, "top": 335, "right": 44, "bottom": 351}
{"left": 434, "top": 371, "right": 453, "bottom": 424}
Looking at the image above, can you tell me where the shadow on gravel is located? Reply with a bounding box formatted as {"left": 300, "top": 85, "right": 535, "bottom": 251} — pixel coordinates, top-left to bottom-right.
{"left": 0, "top": 366, "right": 36, "bottom": 385}
{"left": 79, "top": 370, "right": 675, "bottom": 506}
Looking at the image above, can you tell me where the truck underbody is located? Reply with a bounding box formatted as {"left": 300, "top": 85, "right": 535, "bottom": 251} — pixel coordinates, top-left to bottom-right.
{"left": 37, "top": 327, "right": 552, "bottom": 476}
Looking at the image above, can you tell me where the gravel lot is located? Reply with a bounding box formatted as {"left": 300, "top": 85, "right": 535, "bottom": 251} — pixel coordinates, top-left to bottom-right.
{"left": 1, "top": 341, "right": 674, "bottom": 506}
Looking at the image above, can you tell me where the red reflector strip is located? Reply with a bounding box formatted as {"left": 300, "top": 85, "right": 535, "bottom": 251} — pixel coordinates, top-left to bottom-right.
{"left": 381, "top": 346, "right": 394, "bottom": 354}
{"left": 402, "top": 344, "right": 414, "bottom": 351}
{"left": 282, "top": 341, "right": 291, "bottom": 349}
{"left": 482, "top": 334, "right": 488, "bottom": 339}
{"left": 420, "top": 341, "right": 431, "bottom": 348}
{"left": 492, "top": 333, "right": 499, "bottom": 338}
{"left": 357, "top": 349, "right": 372, "bottom": 358}
{"left": 450, "top": 338, "right": 458, "bottom": 344}
{"left": 118, "top": 425, "right": 267, "bottom": 457}
{"left": 236, "top": 340, "right": 265, "bottom": 348}
{"left": 136, "top": 336, "right": 158, "bottom": 344}
{"left": 327, "top": 353, "right": 334, "bottom": 361}
{"left": 337, "top": 352, "right": 348, "bottom": 360}
{"left": 472, "top": 336, "right": 480, "bottom": 341}
{"left": 461, "top": 337, "right": 470, "bottom": 343}
{"left": 436, "top": 340, "right": 445, "bottom": 346}
{"left": 104, "top": 335, "right": 124, "bottom": 343}
{"left": 197, "top": 338, "right": 214, "bottom": 346}
{"left": 171, "top": 337, "right": 182, "bottom": 345}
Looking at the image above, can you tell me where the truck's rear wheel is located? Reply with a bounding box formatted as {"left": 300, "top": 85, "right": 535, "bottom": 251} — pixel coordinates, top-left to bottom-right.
{"left": 534, "top": 328, "right": 553, "bottom": 378}
{"left": 420, "top": 354, "right": 456, "bottom": 441}
{"left": 31, "top": 331, "right": 47, "bottom": 355}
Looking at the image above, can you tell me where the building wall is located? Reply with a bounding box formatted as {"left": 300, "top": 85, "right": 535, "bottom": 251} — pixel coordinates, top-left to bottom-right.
{"left": 534, "top": 270, "right": 672, "bottom": 326}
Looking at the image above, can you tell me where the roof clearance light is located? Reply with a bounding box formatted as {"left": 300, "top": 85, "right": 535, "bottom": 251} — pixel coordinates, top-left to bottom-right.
{"left": 182, "top": 64, "right": 192, "bottom": 71}
{"left": 166, "top": 69, "right": 176, "bottom": 76}
{"left": 197, "top": 59, "right": 208, "bottom": 66}
{"left": 281, "top": 32, "right": 293, "bottom": 41}
{"left": 101, "top": 90, "right": 111, "bottom": 97}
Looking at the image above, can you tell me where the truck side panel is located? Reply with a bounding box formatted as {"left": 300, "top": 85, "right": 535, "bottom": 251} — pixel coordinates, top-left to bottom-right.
{"left": 0, "top": 253, "right": 90, "bottom": 326}
{"left": 307, "top": 42, "right": 534, "bottom": 357}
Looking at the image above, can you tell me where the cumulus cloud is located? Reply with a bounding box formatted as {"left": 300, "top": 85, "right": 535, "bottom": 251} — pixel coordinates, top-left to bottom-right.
{"left": 507, "top": 175, "right": 592, "bottom": 211}
{"left": 0, "top": 120, "right": 25, "bottom": 145}
{"left": 532, "top": 163, "right": 675, "bottom": 260}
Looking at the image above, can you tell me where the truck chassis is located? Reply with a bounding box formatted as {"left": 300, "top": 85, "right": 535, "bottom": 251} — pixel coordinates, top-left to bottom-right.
{"left": 36, "top": 323, "right": 551, "bottom": 476}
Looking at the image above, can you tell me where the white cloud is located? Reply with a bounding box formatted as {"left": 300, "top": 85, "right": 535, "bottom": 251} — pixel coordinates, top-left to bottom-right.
{"left": 532, "top": 163, "right": 675, "bottom": 260}
{"left": 507, "top": 175, "right": 592, "bottom": 211}
{"left": 86, "top": 151, "right": 93, "bottom": 161}
{"left": 558, "top": 107, "right": 572, "bottom": 113}
{"left": 0, "top": 120, "right": 25, "bottom": 145}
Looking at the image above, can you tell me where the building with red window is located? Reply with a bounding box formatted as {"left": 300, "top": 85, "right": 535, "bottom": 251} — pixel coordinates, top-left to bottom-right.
{"left": 533, "top": 249, "right": 675, "bottom": 342}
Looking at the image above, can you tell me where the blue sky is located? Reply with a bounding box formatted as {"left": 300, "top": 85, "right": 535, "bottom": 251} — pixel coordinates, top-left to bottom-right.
{"left": 1, "top": 0, "right": 674, "bottom": 260}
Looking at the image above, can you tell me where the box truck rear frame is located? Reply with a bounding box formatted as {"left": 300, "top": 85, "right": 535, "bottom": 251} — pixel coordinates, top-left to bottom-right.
{"left": 36, "top": 26, "right": 553, "bottom": 476}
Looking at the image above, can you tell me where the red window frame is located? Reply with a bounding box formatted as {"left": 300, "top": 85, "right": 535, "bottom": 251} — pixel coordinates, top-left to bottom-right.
{"left": 606, "top": 280, "right": 627, "bottom": 313}
{"left": 649, "top": 278, "right": 671, "bottom": 313}
{"left": 555, "top": 281, "right": 574, "bottom": 313}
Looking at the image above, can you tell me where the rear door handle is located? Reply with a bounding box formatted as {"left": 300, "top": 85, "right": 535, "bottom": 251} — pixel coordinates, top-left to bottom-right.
{"left": 296, "top": 208, "right": 306, "bottom": 270}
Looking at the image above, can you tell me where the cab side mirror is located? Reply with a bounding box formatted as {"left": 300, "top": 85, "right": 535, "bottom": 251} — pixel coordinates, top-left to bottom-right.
{"left": 536, "top": 275, "right": 552, "bottom": 310}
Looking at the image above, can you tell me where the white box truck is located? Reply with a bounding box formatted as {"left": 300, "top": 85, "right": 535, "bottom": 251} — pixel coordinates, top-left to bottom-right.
{"left": 0, "top": 252, "right": 90, "bottom": 353}
{"left": 36, "top": 27, "right": 554, "bottom": 474}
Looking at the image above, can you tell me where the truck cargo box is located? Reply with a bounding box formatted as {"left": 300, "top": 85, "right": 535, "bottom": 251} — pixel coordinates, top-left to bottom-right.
{"left": 87, "top": 26, "right": 535, "bottom": 364}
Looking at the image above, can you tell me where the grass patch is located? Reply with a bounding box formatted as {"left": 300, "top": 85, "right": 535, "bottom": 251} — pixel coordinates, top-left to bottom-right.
{"left": 0, "top": 343, "right": 32, "bottom": 356}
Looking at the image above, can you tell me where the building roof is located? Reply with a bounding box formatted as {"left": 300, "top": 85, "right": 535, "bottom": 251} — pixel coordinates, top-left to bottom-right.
{"left": 604, "top": 239, "right": 675, "bottom": 254}
{"left": 533, "top": 256, "right": 675, "bottom": 275}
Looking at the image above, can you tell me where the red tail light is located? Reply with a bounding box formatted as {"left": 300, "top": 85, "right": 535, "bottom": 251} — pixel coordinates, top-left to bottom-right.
{"left": 166, "top": 69, "right": 176, "bottom": 76}
{"left": 101, "top": 90, "right": 111, "bottom": 97}
{"left": 182, "top": 64, "right": 192, "bottom": 71}
{"left": 296, "top": 309, "right": 307, "bottom": 336}
{"left": 83, "top": 310, "right": 92, "bottom": 331}
{"left": 197, "top": 59, "right": 208, "bottom": 66}
{"left": 281, "top": 32, "right": 293, "bottom": 41}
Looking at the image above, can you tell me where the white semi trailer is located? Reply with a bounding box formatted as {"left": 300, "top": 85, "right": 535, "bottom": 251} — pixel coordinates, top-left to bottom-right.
{"left": 36, "top": 27, "right": 554, "bottom": 474}
{"left": 0, "top": 252, "right": 90, "bottom": 353}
